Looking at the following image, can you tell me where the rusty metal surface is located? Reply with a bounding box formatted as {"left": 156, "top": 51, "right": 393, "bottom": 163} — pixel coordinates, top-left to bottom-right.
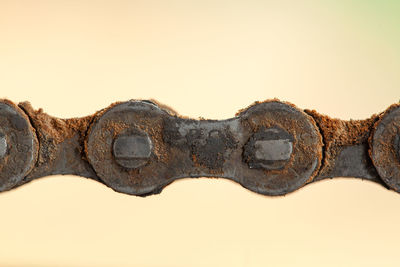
{"left": 0, "top": 100, "right": 38, "bottom": 191}
{"left": 371, "top": 104, "right": 400, "bottom": 192}
{"left": 0, "top": 98, "right": 398, "bottom": 196}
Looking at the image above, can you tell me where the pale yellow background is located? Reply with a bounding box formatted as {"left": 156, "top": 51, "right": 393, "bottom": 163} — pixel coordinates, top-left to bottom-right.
{"left": 1, "top": 1, "right": 400, "bottom": 266}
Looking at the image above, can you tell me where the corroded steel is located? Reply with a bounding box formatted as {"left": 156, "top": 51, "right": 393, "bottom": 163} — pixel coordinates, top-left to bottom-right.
{"left": 0, "top": 98, "right": 398, "bottom": 196}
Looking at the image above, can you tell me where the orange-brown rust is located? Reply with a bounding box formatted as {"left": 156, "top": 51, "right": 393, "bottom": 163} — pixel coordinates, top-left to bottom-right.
{"left": 135, "top": 115, "right": 169, "bottom": 163}
{"left": 19, "top": 102, "right": 93, "bottom": 143}
{"left": 235, "top": 98, "right": 282, "bottom": 117}
{"left": 86, "top": 100, "right": 172, "bottom": 165}
{"left": 305, "top": 109, "right": 380, "bottom": 175}
{"left": 148, "top": 99, "right": 178, "bottom": 116}
{"left": 241, "top": 101, "right": 323, "bottom": 182}
{"left": 2, "top": 97, "right": 398, "bottom": 196}
{"left": 18, "top": 101, "right": 94, "bottom": 166}
{"left": 191, "top": 152, "right": 225, "bottom": 175}
{"left": 191, "top": 154, "right": 199, "bottom": 167}
{"left": 369, "top": 103, "right": 400, "bottom": 156}
{"left": 238, "top": 100, "right": 323, "bottom": 194}
{"left": 0, "top": 99, "right": 38, "bottom": 143}
{"left": 368, "top": 103, "right": 400, "bottom": 173}
{"left": 0, "top": 99, "right": 39, "bottom": 188}
{"left": 373, "top": 138, "right": 398, "bottom": 169}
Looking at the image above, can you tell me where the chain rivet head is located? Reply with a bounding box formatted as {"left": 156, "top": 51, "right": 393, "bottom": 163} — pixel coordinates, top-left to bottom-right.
{"left": 113, "top": 133, "right": 153, "bottom": 169}
{"left": 244, "top": 126, "right": 294, "bottom": 170}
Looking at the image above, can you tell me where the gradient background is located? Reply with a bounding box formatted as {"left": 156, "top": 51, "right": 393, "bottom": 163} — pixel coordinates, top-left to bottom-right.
{"left": 0, "top": 1, "right": 400, "bottom": 266}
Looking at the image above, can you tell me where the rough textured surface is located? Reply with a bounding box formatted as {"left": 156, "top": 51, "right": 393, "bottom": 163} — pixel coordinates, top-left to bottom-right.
{"left": 163, "top": 118, "right": 238, "bottom": 173}
{"left": 238, "top": 100, "right": 323, "bottom": 195}
{"left": 85, "top": 101, "right": 173, "bottom": 195}
{"left": 370, "top": 104, "right": 400, "bottom": 192}
{"left": 305, "top": 109, "right": 379, "bottom": 177}
{"left": 0, "top": 100, "right": 38, "bottom": 191}
{"left": 18, "top": 102, "right": 98, "bottom": 181}
{"left": 0, "top": 98, "right": 398, "bottom": 196}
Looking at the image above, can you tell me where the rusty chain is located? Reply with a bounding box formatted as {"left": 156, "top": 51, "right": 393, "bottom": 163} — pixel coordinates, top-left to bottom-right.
{"left": 0, "top": 98, "right": 399, "bottom": 196}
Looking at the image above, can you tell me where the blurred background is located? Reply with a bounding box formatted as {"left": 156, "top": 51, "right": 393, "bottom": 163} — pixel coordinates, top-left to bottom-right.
{"left": 0, "top": 1, "right": 399, "bottom": 266}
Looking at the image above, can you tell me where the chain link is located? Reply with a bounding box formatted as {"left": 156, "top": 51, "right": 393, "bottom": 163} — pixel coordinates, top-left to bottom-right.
{"left": 0, "top": 99, "right": 398, "bottom": 196}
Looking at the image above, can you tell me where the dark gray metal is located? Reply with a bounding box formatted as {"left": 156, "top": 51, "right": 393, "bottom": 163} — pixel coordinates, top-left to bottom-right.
{"left": 84, "top": 100, "right": 322, "bottom": 196}
{"left": 86, "top": 101, "right": 171, "bottom": 195}
{"left": 0, "top": 100, "right": 38, "bottom": 192}
{"left": 0, "top": 134, "right": 7, "bottom": 158}
{"left": 243, "top": 126, "right": 294, "bottom": 170}
{"left": 0, "top": 98, "right": 398, "bottom": 197}
{"left": 113, "top": 133, "right": 153, "bottom": 169}
{"left": 254, "top": 140, "right": 293, "bottom": 161}
{"left": 371, "top": 105, "right": 400, "bottom": 192}
{"left": 313, "top": 143, "right": 382, "bottom": 185}
{"left": 395, "top": 134, "right": 400, "bottom": 162}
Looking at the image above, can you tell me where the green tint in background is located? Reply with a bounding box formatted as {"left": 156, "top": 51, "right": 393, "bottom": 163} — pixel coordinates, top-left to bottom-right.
{"left": 0, "top": 1, "right": 399, "bottom": 266}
